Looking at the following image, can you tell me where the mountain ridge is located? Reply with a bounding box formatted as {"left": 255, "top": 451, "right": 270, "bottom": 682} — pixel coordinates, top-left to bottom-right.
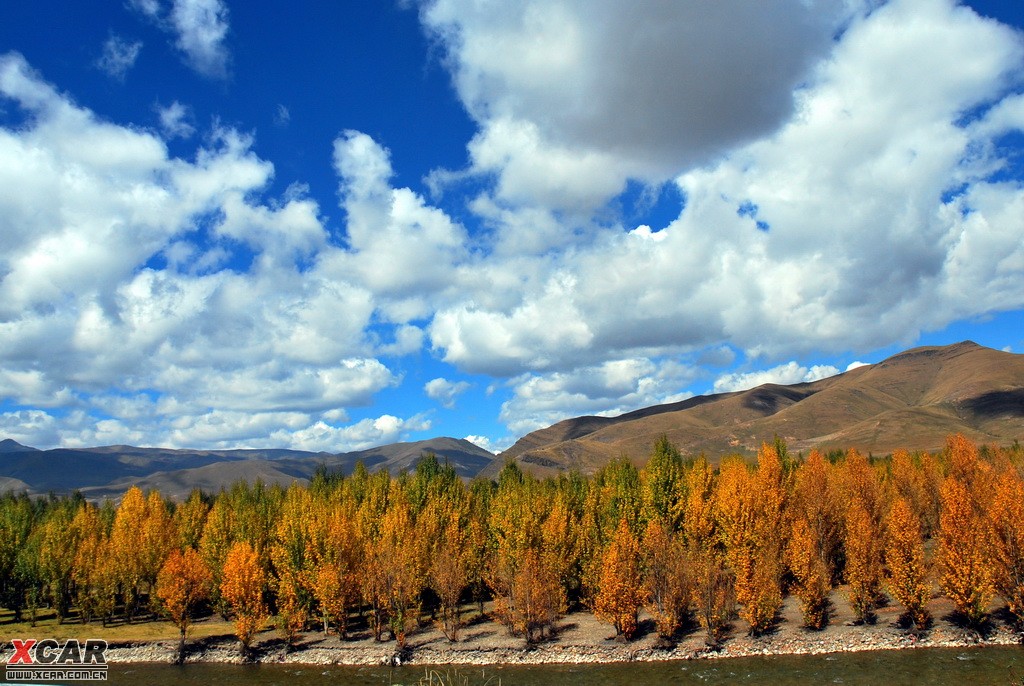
{"left": 0, "top": 436, "right": 494, "bottom": 500}
{"left": 490, "top": 341, "right": 1024, "bottom": 476}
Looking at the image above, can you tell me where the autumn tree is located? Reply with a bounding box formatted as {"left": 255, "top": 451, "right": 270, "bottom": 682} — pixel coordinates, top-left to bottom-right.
{"left": 198, "top": 495, "right": 235, "bottom": 619}
{"left": 142, "top": 491, "right": 177, "bottom": 609}
{"left": 507, "top": 547, "right": 565, "bottom": 644}
{"left": 174, "top": 489, "right": 209, "bottom": 551}
{"left": 306, "top": 501, "right": 360, "bottom": 638}
{"left": 594, "top": 518, "right": 646, "bottom": 640}
{"left": 692, "top": 555, "right": 736, "bottom": 647}
{"left": 641, "top": 435, "right": 684, "bottom": 528}
{"left": 787, "top": 515, "right": 830, "bottom": 629}
{"left": 270, "top": 485, "right": 313, "bottom": 651}
{"left": 429, "top": 518, "right": 470, "bottom": 641}
{"left": 376, "top": 487, "right": 421, "bottom": 649}
{"left": 221, "top": 541, "right": 269, "bottom": 659}
{"left": 939, "top": 475, "right": 994, "bottom": 628}
{"left": 109, "top": 486, "right": 148, "bottom": 621}
{"left": 990, "top": 467, "right": 1024, "bottom": 627}
{"left": 845, "top": 500, "right": 883, "bottom": 623}
{"left": 884, "top": 497, "right": 931, "bottom": 630}
{"left": 716, "top": 447, "right": 786, "bottom": 636}
{"left": 791, "top": 450, "right": 844, "bottom": 584}
{"left": 642, "top": 519, "right": 692, "bottom": 642}
{"left": 157, "top": 548, "right": 213, "bottom": 663}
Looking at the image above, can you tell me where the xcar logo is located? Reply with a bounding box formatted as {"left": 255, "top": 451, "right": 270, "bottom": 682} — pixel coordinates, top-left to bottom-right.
{"left": 5, "top": 638, "right": 108, "bottom": 681}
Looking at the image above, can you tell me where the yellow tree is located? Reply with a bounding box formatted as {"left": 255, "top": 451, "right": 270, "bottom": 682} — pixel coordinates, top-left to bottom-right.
{"left": 174, "top": 489, "right": 209, "bottom": 551}
{"left": 939, "top": 475, "right": 994, "bottom": 628}
{"left": 70, "top": 504, "right": 108, "bottom": 624}
{"left": 142, "top": 491, "right": 177, "bottom": 609}
{"left": 884, "top": 497, "right": 930, "bottom": 630}
{"left": 792, "top": 450, "right": 843, "bottom": 583}
{"left": 269, "top": 485, "right": 313, "bottom": 650}
{"left": 692, "top": 554, "right": 735, "bottom": 647}
{"left": 221, "top": 541, "right": 269, "bottom": 659}
{"left": 306, "top": 501, "right": 360, "bottom": 638}
{"left": 787, "top": 515, "right": 830, "bottom": 629}
{"left": 845, "top": 500, "right": 882, "bottom": 623}
{"left": 109, "top": 486, "right": 148, "bottom": 621}
{"left": 682, "top": 456, "right": 717, "bottom": 555}
{"left": 642, "top": 519, "right": 691, "bottom": 642}
{"left": 429, "top": 518, "right": 469, "bottom": 642}
{"left": 716, "top": 447, "right": 785, "bottom": 636}
{"left": 198, "top": 495, "right": 235, "bottom": 619}
{"left": 593, "top": 519, "right": 646, "bottom": 640}
{"left": 156, "top": 548, "right": 213, "bottom": 663}
{"left": 378, "top": 488, "right": 421, "bottom": 649}
{"left": 507, "top": 547, "right": 565, "bottom": 644}
{"left": 990, "top": 468, "right": 1024, "bottom": 627}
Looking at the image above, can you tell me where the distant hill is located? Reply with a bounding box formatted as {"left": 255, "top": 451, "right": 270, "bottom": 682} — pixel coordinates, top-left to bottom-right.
{"left": 0, "top": 437, "right": 494, "bottom": 500}
{"left": 490, "top": 341, "right": 1024, "bottom": 477}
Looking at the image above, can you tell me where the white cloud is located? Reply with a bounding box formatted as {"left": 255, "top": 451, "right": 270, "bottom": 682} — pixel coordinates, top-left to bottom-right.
{"left": 275, "top": 104, "right": 290, "bottom": 127}
{"left": 421, "top": 0, "right": 846, "bottom": 211}
{"left": 156, "top": 100, "right": 195, "bottom": 138}
{"left": 96, "top": 36, "right": 143, "bottom": 80}
{"left": 427, "top": 0, "right": 1024, "bottom": 383}
{"left": 170, "top": 0, "right": 230, "bottom": 77}
{"left": 0, "top": 53, "right": 402, "bottom": 450}
{"left": 424, "top": 377, "right": 471, "bottom": 409}
{"left": 499, "top": 358, "right": 698, "bottom": 435}
{"left": 325, "top": 131, "right": 470, "bottom": 322}
{"left": 846, "top": 361, "right": 870, "bottom": 372}
{"left": 272, "top": 414, "right": 433, "bottom": 453}
{"left": 713, "top": 362, "right": 841, "bottom": 394}
{"left": 129, "top": 0, "right": 230, "bottom": 78}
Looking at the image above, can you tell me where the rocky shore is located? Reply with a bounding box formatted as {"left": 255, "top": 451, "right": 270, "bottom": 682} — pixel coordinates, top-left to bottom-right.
{"left": 95, "top": 595, "right": 1023, "bottom": 667}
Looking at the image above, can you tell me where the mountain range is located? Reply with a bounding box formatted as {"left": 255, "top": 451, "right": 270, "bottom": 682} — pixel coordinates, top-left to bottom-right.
{"left": 1, "top": 341, "right": 1022, "bottom": 497}
{"left": 493, "top": 340, "right": 1024, "bottom": 476}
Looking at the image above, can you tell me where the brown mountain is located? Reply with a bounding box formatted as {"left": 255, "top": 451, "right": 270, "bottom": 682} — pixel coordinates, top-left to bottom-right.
{"left": 492, "top": 341, "right": 1024, "bottom": 477}
{"left": 0, "top": 437, "right": 494, "bottom": 499}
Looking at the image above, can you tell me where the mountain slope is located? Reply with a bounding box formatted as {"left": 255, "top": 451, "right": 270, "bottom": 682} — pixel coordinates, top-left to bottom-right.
{"left": 0, "top": 437, "right": 494, "bottom": 498}
{"left": 494, "top": 341, "right": 1024, "bottom": 476}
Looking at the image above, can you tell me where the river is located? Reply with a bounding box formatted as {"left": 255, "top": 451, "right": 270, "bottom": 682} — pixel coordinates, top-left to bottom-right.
{"left": 109, "top": 646, "right": 1023, "bottom": 685}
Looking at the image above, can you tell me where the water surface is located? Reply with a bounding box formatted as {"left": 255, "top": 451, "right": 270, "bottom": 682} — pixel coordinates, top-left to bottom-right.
{"left": 109, "top": 646, "right": 1024, "bottom": 685}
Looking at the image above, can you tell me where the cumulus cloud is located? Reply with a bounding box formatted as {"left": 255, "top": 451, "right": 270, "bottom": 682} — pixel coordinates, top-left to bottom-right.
{"left": 271, "top": 413, "right": 432, "bottom": 453}
{"left": 499, "top": 358, "right": 698, "bottom": 435}
{"left": 325, "top": 130, "right": 470, "bottom": 322}
{"left": 428, "top": 0, "right": 1024, "bottom": 378}
{"left": 97, "top": 35, "right": 143, "bottom": 80}
{"left": 713, "top": 362, "right": 841, "bottom": 394}
{"left": 0, "top": 52, "right": 400, "bottom": 449}
{"left": 420, "top": 0, "right": 846, "bottom": 211}
{"left": 129, "top": 0, "right": 230, "bottom": 78}
{"left": 171, "top": 0, "right": 231, "bottom": 78}
{"left": 424, "top": 377, "right": 471, "bottom": 409}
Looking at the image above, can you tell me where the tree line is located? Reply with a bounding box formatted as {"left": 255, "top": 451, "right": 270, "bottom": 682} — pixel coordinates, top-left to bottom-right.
{"left": 0, "top": 434, "right": 1022, "bottom": 662}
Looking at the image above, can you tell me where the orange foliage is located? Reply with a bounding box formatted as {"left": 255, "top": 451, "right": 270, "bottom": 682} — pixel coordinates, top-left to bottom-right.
{"left": 988, "top": 468, "right": 1024, "bottom": 626}
{"left": 844, "top": 500, "right": 882, "bottom": 623}
{"left": 221, "top": 541, "right": 269, "bottom": 657}
{"left": 593, "top": 519, "right": 646, "bottom": 639}
{"left": 884, "top": 497, "right": 930, "bottom": 630}
{"left": 938, "top": 476, "right": 994, "bottom": 627}
{"left": 156, "top": 548, "right": 212, "bottom": 662}
{"left": 787, "top": 515, "right": 830, "bottom": 629}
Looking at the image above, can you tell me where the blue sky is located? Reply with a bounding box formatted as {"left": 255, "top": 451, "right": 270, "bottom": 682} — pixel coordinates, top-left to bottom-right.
{"left": 0, "top": 0, "right": 1023, "bottom": 454}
